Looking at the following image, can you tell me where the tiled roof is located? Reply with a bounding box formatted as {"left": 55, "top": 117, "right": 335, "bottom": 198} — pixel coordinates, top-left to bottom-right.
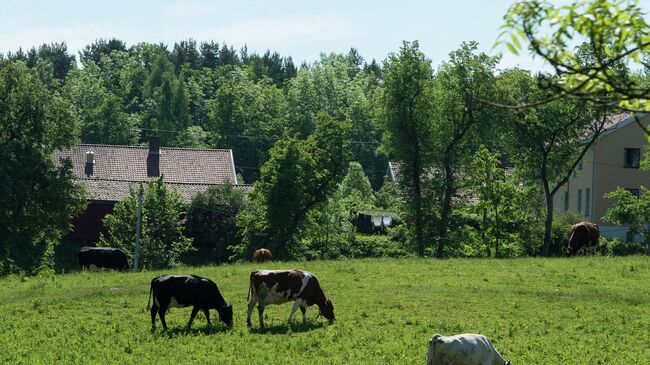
{"left": 55, "top": 143, "right": 246, "bottom": 202}
{"left": 55, "top": 144, "right": 237, "bottom": 184}
{"left": 77, "top": 178, "right": 252, "bottom": 202}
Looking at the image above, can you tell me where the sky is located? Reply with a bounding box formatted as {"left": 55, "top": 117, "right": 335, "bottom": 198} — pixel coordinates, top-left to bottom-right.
{"left": 1, "top": 0, "right": 648, "bottom": 71}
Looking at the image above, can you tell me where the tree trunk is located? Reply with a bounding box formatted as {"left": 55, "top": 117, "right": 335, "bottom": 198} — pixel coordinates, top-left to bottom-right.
{"left": 482, "top": 208, "right": 490, "bottom": 257}
{"left": 494, "top": 204, "right": 500, "bottom": 258}
{"left": 412, "top": 155, "right": 425, "bottom": 256}
{"left": 436, "top": 161, "right": 454, "bottom": 258}
{"left": 542, "top": 195, "right": 554, "bottom": 257}
{"left": 645, "top": 234, "right": 650, "bottom": 256}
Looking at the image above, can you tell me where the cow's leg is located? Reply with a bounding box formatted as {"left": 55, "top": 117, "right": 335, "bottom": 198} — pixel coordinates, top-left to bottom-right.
{"left": 300, "top": 305, "right": 307, "bottom": 323}
{"left": 258, "top": 304, "right": 265, "bottom": 328}
{"left": 247, "top": 295, "right": 258, "bottom": 326}
{"left": 187, "top": 306, "right": 200, "bottom": 328}
{"left": 158, "top": 306, "right": 168, "bottom": 330}
{"left": 288, "top": 299, "right": 303, "bottom": 323}
{"left": 203, "top": 308, "right": 211, "bottom": 325}
{"left": 150, "top": 302, "right": 159, "bottom": 329}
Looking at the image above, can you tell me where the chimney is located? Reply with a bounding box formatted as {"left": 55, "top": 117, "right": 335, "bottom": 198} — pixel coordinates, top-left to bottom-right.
{"left": 84, "top": 151, "right": 95, "bottom": 176}
{"left": 147, "top": 136, "right": 160, "bottom": 177}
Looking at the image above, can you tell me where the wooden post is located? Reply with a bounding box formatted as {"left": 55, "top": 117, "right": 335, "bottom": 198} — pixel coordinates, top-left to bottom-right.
{"left": 134, "top": 183, "right": 143, "bottom": 271}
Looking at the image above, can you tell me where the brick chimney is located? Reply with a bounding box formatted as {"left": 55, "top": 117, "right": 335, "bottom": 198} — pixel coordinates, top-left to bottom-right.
{"left": 84, "top": 151, "right": 95, "bottom": 177}
{"left": 147, "top": 136, "right": 160, "bottom": 177}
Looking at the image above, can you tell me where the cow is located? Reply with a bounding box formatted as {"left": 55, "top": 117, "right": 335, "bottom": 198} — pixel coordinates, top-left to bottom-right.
{"left": 78, "top": 247, "right": 129, "bottom": 271}
{"left": 425, "top": 333, "right": 511, "bottom": 365}
{"left": 247, "top": 269, "right": 334, "bottom": 328}
{"left": 147, "top": 275, "right": 233, "bottom": 330}
{"left": 564, "top": 221, "right": 600, "bottom": 256}
{"left": 252, "top": 248, "right": 273, "bottom": 263}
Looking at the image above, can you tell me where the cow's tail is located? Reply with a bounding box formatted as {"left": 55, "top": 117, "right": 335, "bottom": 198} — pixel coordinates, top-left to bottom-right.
{"left": 247, "top": 273, "right": 254, "bottom": 302}
{"left": 146, "top": 280, "right": 153, "bottom": 310}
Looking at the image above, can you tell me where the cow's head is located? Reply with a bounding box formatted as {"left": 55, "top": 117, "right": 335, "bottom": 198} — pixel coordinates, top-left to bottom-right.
{"left": 562, "top": 245, "right": 575, "bottom": 256}
{"left": 320, "top": 299, "right": 335, "bottom": 321}
{"left": 218, "top": 304, "right": 233, "bottom": 326}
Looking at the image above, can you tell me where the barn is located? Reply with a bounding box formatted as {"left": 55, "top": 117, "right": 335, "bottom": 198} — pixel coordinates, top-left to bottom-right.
{"left": 54, "top": 137, "right": 250, "bottom": 242}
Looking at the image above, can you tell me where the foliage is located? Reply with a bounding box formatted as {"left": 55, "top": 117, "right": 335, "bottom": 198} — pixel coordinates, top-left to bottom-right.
{"left": 497, "top": 68, "right": 609, "bottom": 256}
{"left": 2, "top": 257, "right": 650, "bottom": 363}
{"left": 600, "top": 236, "right": 647, "bottom": 256}
{"left": 465, "top": 146, "right": 530, "bottom": 257}
{"left": 603, "top": 186, "right": 650, "bottom": 255}
{"left": 429, "top": 41, "right": 501, "bottom": 257}
{"left": 236, "top": 113, "right": 351, "bottom": 260}
{"left": 0, "top": 62, "right": 87, "bottom": 275}
{"left": 500, "top": 0, "right": 650, "bottom": 111}
{"left": 185, "top": 184, "right": 246, "bottom": 263}
{"left": 100, "top": 177, "right": 193, "bottom": 269}
{"left": 381, "top": 40, "right": 435, "bottom": 256}
{"left": 340, "top": 162, "right": 375, "bottom": 210}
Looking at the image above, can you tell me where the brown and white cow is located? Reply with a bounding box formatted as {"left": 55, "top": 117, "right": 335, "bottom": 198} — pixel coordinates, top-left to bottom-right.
{"left": 251, "top": 248, "right": 273, "bottom": 263}
{"left": 564, "top": 221, "right": 600, "bottom": 256}
{"left": 247, "top": 269, "right": 334, "bottom": 327}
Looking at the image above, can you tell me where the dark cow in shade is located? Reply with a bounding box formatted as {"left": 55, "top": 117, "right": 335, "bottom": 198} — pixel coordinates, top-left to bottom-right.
{"left": 247, "top": 269, "right": 334, "bottom": 327}
{"left": 425, "top": 333, "right": 511, "bottom": 365}
{"left": 78, "top": 247, "right": 129, "bottom": 271}
{"left": 564, "top": 221, "right": 600, "bottom": 256}
{"left": 147, "top": 275, "right": 233, "bottom": 330}
{"left": 251, "top": 248, "right": 273, "bottom": 263}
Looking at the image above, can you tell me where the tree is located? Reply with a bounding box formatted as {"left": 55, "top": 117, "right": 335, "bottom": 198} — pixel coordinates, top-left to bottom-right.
{"left": 237, "top": 113, "right": 351, "bottom": 259}
{"left": 340, "top": 161, "right": 375, "bottom": 210}
{"left": 79, "top": 38, "right": 128, "bottom": 65}
{"left": 0, "top": 62, "right": 86, "bottom": 274}
{"left": 499, "top": 0, "right": 650, "bottom": 112}
{"left": 430, "top": 41, "right": 500, "bottom": 257}
{"left": 466, "top": 146, "right": 527, "bottom": 257}
{"left": 381, "top": 41, "right": 435, "bottom": 256}
{"left": 185, "top": 184, "right": 246, "bottom": 263}
{"left": 100, "top": 177, "right": 193, "bottom": 269}
{"left": 499, "top": 69, "right": 610, "bottom": 256}
{"left": 603, "top": 187, "right": 650, "bottom": 255}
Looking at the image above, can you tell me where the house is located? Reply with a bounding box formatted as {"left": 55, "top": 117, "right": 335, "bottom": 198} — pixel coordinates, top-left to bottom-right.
{"left": 553, "top": 113, "right": 650, "bottom": 240}
{"left": 54, "top": 137, "right": 251, "bottom": 242}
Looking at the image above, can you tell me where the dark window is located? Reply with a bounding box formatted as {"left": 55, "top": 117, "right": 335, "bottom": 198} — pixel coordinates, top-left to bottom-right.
{"left": 564, "top": 191, "right": 569, "bottom": 211}
{"left": 585, "top": 188, "right": 591, "bottom": 217}
{"left": 627, "top": 188, "right": 640, "bottom": 197}
{"left": 577, "top": 189, "right": 582, "bottom": 213}
{"left": 624, "top": 148, "right": 640, "bottom": 168}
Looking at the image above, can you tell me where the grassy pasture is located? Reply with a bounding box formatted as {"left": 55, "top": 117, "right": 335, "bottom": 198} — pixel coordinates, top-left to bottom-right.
{"left": 1, "top": 257, "right": 649, "bottom": 364}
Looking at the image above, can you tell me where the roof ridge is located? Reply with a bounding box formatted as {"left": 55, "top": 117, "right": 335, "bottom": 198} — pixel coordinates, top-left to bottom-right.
{"left": 68, "top": 144, "right": 233, "bottom": 153}
{"left": 78, "top": 177, "right": 239, "bottom": 186}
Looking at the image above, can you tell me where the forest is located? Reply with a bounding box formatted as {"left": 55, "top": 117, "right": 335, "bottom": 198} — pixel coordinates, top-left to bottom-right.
{"left": 1, "top": 0, "right": 650, "bottom": 274}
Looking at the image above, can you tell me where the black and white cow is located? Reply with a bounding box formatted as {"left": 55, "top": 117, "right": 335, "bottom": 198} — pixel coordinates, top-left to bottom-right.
{"left": 147, "top": 275, "right": 233, "bottom": 330}
{"left": 425, "top": 333, "right": 511, "bottom": 365}
{"left": 78, "top": 247, "right": 129, "bottom": 271}
{"left": 247, "top": 269, "right": 334, "bottom": 327}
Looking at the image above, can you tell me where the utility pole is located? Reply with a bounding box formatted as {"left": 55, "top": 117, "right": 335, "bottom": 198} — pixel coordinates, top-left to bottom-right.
{"left": 134, "top": 183, "right": 143, "bottom": 271}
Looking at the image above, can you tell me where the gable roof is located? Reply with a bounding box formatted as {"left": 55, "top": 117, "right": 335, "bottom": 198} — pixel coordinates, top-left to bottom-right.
{"left": 598, "top": 112, "right": 646, "bottom": 139}
{"left": 54, "top": 143, "right": 249, "bottom": 202}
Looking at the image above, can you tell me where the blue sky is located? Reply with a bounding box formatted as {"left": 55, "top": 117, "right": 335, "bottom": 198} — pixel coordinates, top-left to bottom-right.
{"left": 1, "top": 1, "right": 648, "bottom": 70}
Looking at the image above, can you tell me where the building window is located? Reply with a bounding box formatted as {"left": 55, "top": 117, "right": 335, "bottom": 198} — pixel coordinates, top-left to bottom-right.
{"left": 564, "top": 191, "right": 569, "bottom": 211}
{"left": 624, "top": 148, "right": 640, "bottom": 168}
{"left": 577, "top": 189, "right": 582, "bottom": 213}
{"left": 627, "top": 188, "right": 640, "bottom": 197}
{"left": 585, "top": 188, "right": 591, "bottom": 217}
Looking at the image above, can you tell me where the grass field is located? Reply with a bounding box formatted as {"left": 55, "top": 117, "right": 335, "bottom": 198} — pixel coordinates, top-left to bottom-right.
{"left": 1, "top": 257, "right": 649, "bottom": 364}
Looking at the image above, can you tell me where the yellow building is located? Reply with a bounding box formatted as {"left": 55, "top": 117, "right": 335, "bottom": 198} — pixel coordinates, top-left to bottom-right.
{"left": 553, "top": 113, "right": 650, "bottom": 240}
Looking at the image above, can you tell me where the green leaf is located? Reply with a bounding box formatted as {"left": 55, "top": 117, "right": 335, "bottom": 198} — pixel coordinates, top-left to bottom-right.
{"left": 506, "top": 42, "right": 520, "bottom": 56}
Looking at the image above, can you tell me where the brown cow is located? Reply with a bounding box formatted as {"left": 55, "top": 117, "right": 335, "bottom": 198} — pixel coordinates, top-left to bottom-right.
{"left": 251, "top": 248, "right": 273, "bottom": 263}
{"left": 247, "top": 269, "right": 334, "bottom": 327}
{"left": 564, "top": 221, "right": 600, "bottom": 256}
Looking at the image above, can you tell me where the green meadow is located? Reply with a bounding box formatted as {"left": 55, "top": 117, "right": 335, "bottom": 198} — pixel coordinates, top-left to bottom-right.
{"left": 1, "top": 257, "right": 649, "bottom": 364}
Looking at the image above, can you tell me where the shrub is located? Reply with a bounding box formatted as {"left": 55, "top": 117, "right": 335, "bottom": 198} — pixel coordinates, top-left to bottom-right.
{"left": 185, "top": 184, "right": 245, "bottom": 264}
{"left": 100, "top": 177, "right": 193, "bottom": 269}
{"left": 601, "top": 237, "right": 647, "bottom": 256}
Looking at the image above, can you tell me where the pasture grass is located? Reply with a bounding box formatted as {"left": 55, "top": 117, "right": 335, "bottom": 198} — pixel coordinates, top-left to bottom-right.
{"left": 1, "top": 257, "right": 650, "bottom": 364}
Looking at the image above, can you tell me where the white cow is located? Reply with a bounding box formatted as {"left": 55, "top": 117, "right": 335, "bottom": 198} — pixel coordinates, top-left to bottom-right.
{"left": 425, "top": 333, "right": 511, "bottom": 365}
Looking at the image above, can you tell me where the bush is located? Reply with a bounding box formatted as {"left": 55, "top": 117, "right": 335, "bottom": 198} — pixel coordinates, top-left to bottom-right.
{"left": 100, "top": 177, "right": 193, "bottom": 269}
{"left": 185, "top": 184, "right": 245, "bottom": 264}
{"left": 601, "top": 237, "right": 647, "bottom": 256}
